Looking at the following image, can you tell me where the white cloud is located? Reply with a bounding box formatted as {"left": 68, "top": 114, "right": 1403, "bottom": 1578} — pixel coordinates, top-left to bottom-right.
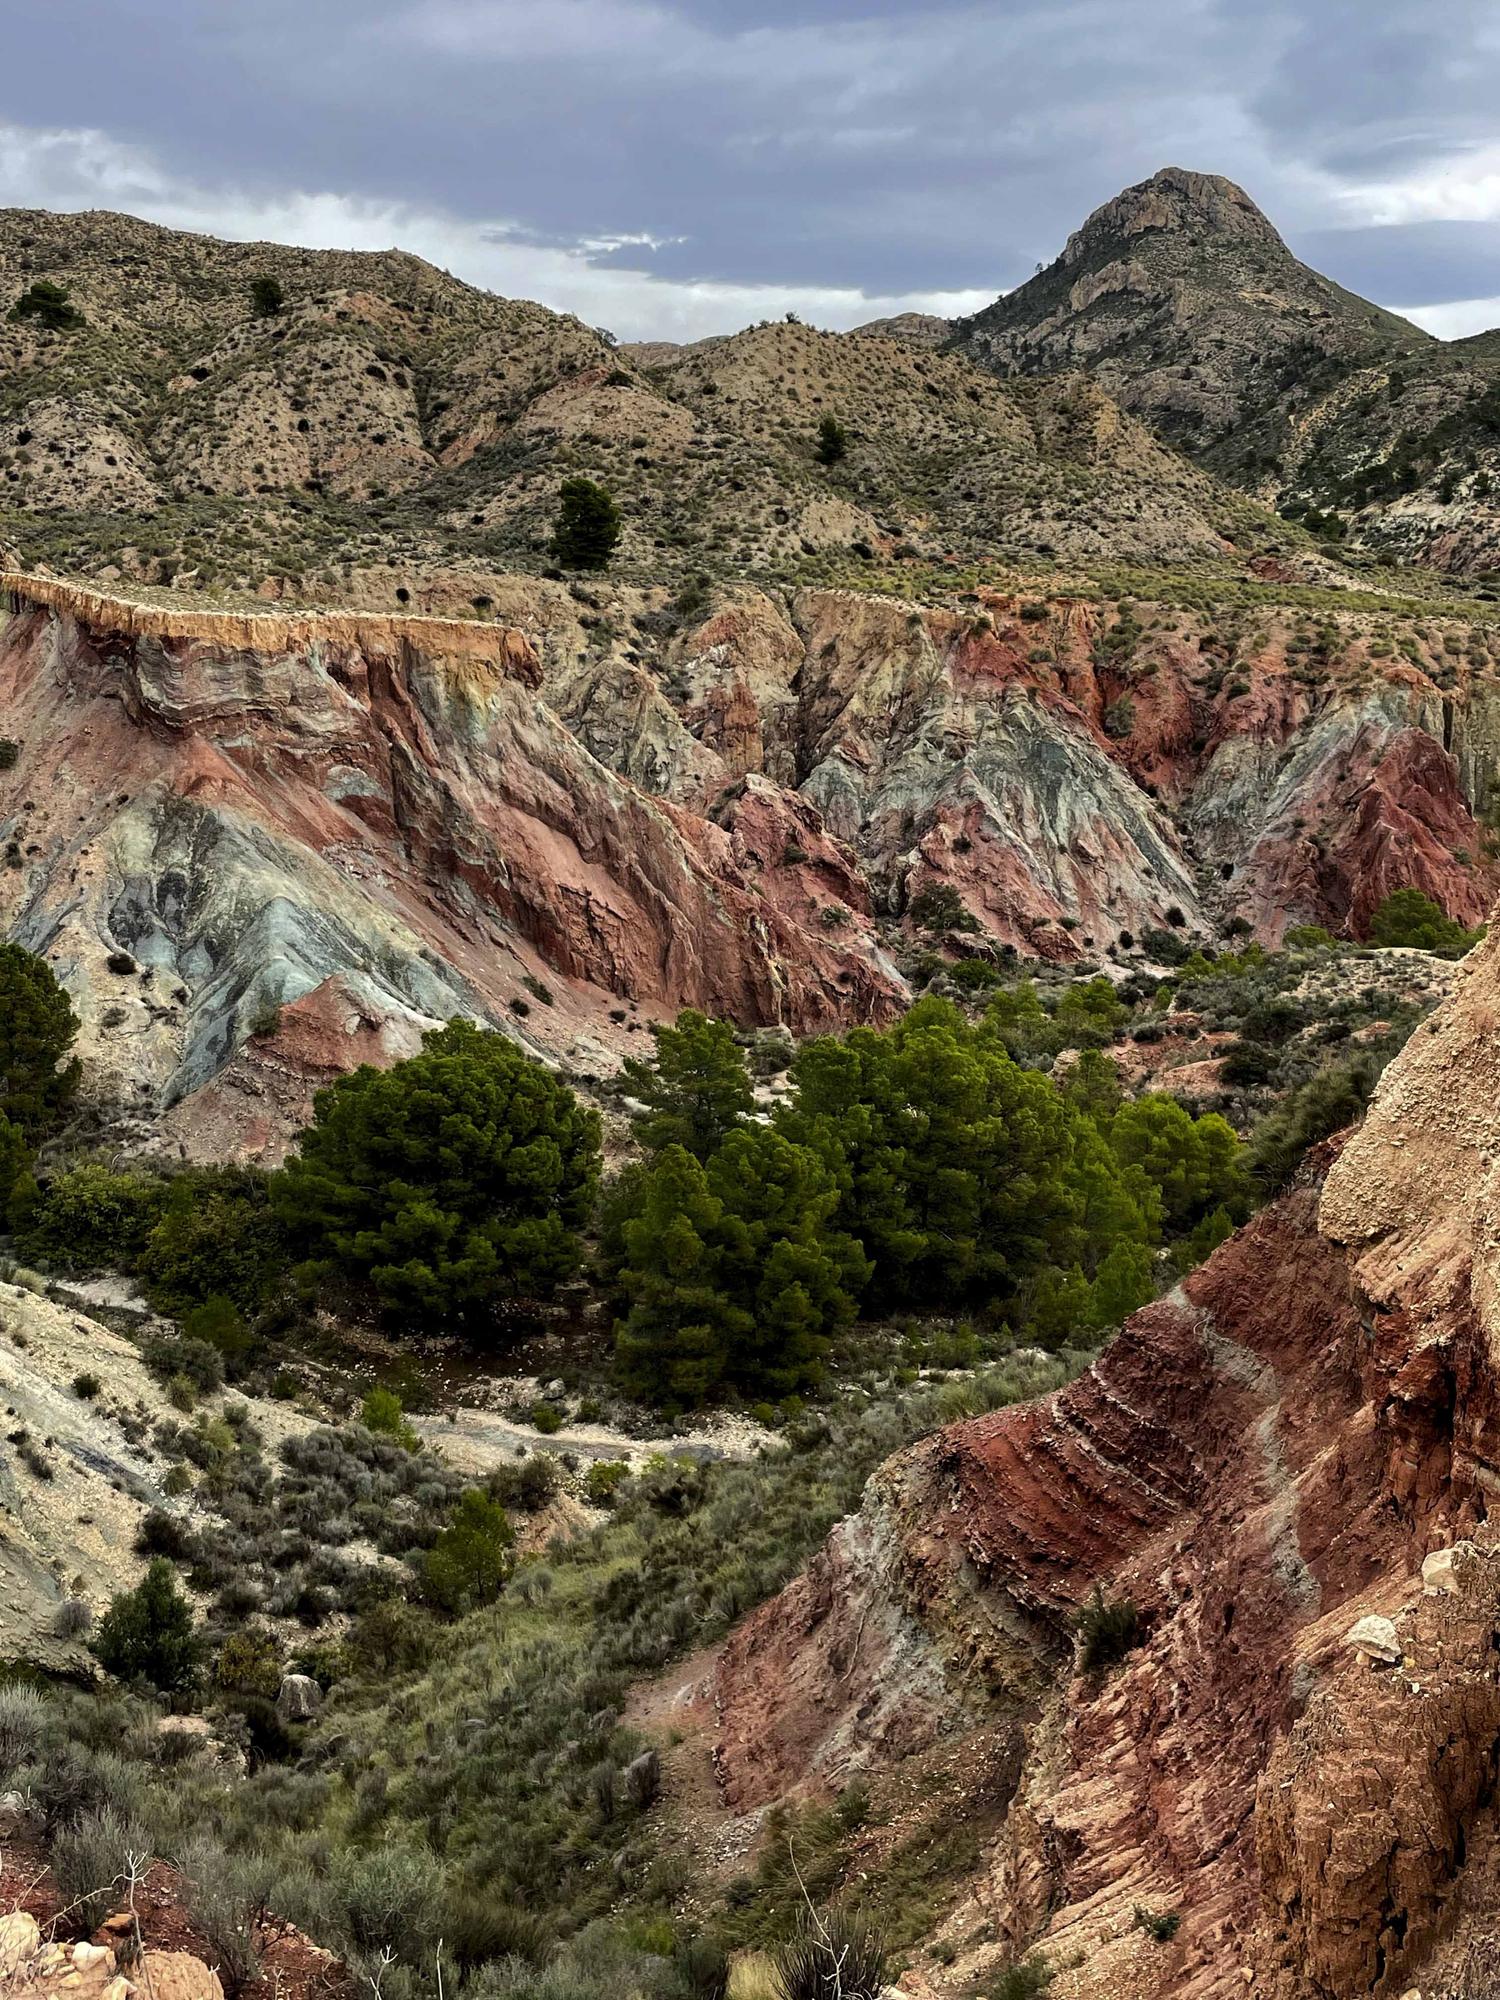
{"left": 0, "top": 118, "right": 989, "bottom": 340}
{"left": 1336, "top": 142, "right": 1500, "bottom": 226}
{"left": 1397, "top": 295, "right": 1500, "bottom": 339}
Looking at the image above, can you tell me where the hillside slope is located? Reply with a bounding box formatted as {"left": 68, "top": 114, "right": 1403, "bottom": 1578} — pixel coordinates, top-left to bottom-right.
{"left": 715, "top": 916, "right": 1500, "bottom": 1997}
{"left": 0, "top": 206, "right": 1278, "bottom": 598}
{"left": 953, "top": 166, "right": 1500, "bottom": 579}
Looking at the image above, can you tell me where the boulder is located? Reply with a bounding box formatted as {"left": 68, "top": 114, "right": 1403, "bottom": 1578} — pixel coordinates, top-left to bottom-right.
{"left": 0, "top": 1912, "right": 40, "bottom": 1978}
{"left": 1345, "top": 1614, "right": 1402, "bottom": 1665}
{"left": 0, "top": 1787, "right": 29, "bottom": 1835}
{"left": 276, "top": 1672, "right": 322, "bottom": 1722}
{"left": 1421, "top": 1545, "right": 1464, "bottom": 1596}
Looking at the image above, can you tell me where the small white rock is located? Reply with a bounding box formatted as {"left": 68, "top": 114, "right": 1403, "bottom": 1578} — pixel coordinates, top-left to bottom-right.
{"left": 1346, "top": 1613, "right": 1402, "bottom": 1665}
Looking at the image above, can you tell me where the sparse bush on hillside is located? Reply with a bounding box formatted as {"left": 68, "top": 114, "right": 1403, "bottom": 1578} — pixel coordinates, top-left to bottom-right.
{"left": 250, "top": 276, "right": 284, "bottom": 317}
{"left": 774, "top": 1908, "right": 887, "bottom": 1999}
{"left": 1075, "top": 1586, "right": 1140, "bottom": 1671}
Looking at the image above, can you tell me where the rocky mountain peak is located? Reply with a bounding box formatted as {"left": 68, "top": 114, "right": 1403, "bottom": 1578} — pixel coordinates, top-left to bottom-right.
{"left": 1060, "top": 164, "right": 1286, "bottom": 268}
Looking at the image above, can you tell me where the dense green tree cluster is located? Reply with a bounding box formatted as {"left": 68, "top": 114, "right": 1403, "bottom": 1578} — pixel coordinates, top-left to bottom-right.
{"left": 274, "top": 1018, "right": 601, "bottom": 1324}
{"left": 607, "top": 999, "right": 1251, "bottom": 1406}
{"left": 1366, "top": 887, "right": 1483, "bottom": 958}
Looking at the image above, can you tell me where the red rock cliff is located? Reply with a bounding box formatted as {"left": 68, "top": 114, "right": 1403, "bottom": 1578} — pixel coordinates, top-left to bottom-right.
{"left": 716, "top": 924, "right": 1500, "bottom": 1999}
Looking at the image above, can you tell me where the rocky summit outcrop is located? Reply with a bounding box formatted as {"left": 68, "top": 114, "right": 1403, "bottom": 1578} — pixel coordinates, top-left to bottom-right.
{"left": 0, "top": 574, "right": 901, "bottom": 1156}
{"left": 715, "top": 917, "right": 1500, "bottom": 1998}
{"left": 953, "top": 166, "right": 1500, "bottom": 579}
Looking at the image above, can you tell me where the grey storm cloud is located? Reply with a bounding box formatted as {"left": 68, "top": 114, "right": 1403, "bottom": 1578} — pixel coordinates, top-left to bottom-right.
{"left": 5, "top": 0, "right": 1500, "bottom": 336}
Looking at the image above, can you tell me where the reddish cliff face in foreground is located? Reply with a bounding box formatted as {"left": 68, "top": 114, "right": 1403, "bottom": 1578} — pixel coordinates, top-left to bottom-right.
{"left": 717, "top": 926, "right": 1500, "bottom": 1999}
{"left": 0, "top": 577, "right": 901, "bottom": 1156}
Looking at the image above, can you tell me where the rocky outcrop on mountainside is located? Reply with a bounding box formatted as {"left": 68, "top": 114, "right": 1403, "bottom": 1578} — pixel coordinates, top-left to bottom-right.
{"left": 954, "top": 169, "right": 1425, "bottom": 475}
{"left": 715, "top": 919, "right": 1500, "bottom": 1998}
{"left": 0, "top": 574, "right": 900, "bottom": 1156}
{"left": 5, "top": 564, "right": 1500, "bottom": 1152}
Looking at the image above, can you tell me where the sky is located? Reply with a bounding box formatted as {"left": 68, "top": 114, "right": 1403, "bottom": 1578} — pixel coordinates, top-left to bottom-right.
{"left": 6, "top": 0, "right": 1500, "bottom": 342}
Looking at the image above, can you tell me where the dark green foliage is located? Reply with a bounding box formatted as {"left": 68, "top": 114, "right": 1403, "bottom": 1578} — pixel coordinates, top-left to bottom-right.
{"left": 0, "top": 942, "right": 80, "bottom": 1138}
{"left": 1367, "top": 887, "right": 1481, "bottom": 957}
{"left": 1247, "top": 1061, "right": 1375, "bottom": 1192}
{"left": 814, "top": 414, "right": 849, "bottom": 466}
{"left": 622, "top": 1010, "right": 754, "bottom": 1161}
{"left": 420, "top": 1489, "right": 515, "bottom": 1615}
{"left": 0, "top": 738, "right": 18, "bottom": 770}
{"left": 182, "top": 1295, "right": 256, "bottom": 1375}
{"left": 273, "top": 1019, "right": 601, "bottom": 1325}
{"left": 551, "top": 476, "right": 622, "bottom": 569}
{"left": 0, "top": 1114, "right": 28, "bottom": 1209}
{"left": 10, "top": 280, "right": 84, "bottom": 331}
{"left": 17, "top": 1165, "right": 167, "bottom": 1273}
{"left": 613, "top": 1129, "right": 867, "bottom": 1406}
{"left": 774, "top": 1909, "right": 886, "bottom": 1999}
{"left": 988, "top": 1961, "right": 1053, "bottom": 2000}
{"left": 250, "top": 276, "right": 285, "bottom": 316}
{"left": 92, "top": 1559, "right": 202, "bottom": 1693}
{"left": 1109, "top": 1095, "right": 1249, "bottom": 1234}
{"left": 781, "top": 997, "right": 1097, "bottom": 1310}
{"left": 1075, "top": 1585, "right": 1139, "bottom": 1671}
{"left": 137, "top": 1166, "right": 287, "bottom": 1315}
{"left": 909, "top": 883, "right": 978, "bottom": 933}
{"left": 1134, "top": 1906, "right": 1181, "bottom": 1944}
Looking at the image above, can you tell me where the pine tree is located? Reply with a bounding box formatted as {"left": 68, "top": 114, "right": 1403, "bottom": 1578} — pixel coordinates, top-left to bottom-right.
{"left": 622, "top": 1010, "right": 753, "bottom": 1161}
{"left": 613, "top": 1147, "right": 746, "bottom": 1407}
{"left": 93, "top": 1559, "right": 202, "bottom": 1692}
{"left": 815, "top": 414, "right": 848, "bottom": 465}
{"left": 551, "top": 477, "right": 622, "bottom": 569}
{"left": 0, "top": 943, "right": 80, "bottom": 1138}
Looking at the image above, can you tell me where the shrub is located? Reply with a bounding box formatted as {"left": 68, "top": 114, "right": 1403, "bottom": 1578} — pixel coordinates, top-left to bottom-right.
{"left": 0, "top": 739, "right": 18, "bottom": 770}
{"left": 72, "top": 1371, "right": 101, "bottom": 1400}
{"left": 530, "top": 1401, "right": 564, "bottom": 1434}
{"left": 0, "top": 1683, "right": 45, "bottom": 1771}
{"left": 551, "top": 477, "right": 622, "bottom": 570}
{"left": 988, "top": 1960, "right": 1053, "bottom": 2000}
{"left": 250, "top": 276, "right": 284, "bottom": 317}
{"left": 49, "top": 1806, "right": 143, "bottom": 1936}
{"left": 93, "top": 1558, "right": 203, "bottom": 1693}
{"left": 53, "top": 1597, "right": 93, "bottom": 1641}
{"left": 361, "top": 1386, "right": 419, "bottom": 1450}
{"left": 909, "top": 883, "right": 979, "bottom": 933}
{"left": 180, "top": 1835, "right": 269, "bottom": 1994}
{"left": 1075, "top": 1586, "right": 1139, "bottom": 1671}
{"left": 773, "top": 1908, "right": 887, "bottom": 2000}
{"left": 1134, "top": 1906, "right": 1181, "bottom": 1944}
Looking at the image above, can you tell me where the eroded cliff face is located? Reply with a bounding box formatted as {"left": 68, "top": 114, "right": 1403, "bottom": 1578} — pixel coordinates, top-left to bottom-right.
{"left": 543, "top": 581, "right": 1498, "bottom": 953}
{"left": 715, "top": 927, "right": 1500, "bottom": 1999}
{"left": 0, "top": 577, "right": 901, "bottom": 1155}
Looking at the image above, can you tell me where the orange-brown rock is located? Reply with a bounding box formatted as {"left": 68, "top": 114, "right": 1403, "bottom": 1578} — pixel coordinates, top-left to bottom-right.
{"left": 716, "top": 918, "right": 1500, "bottom": 1997}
